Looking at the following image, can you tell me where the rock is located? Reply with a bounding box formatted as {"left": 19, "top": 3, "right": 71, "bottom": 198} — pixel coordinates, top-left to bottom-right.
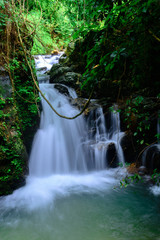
{"left": 0, "top": 66, "right": 6, "bottom": 72}
{"left": 138, "top": 166, "right": 147, "bottom": 176}
{"left": 70, "top": 98, "right": 100, "bottom": 115}
{"left": 120, "top": 133, "right": 136, "bottom": 164}
{"left": 50, "top": 63, "right": 82, "bottom": 88}
{"left": 36, "top": 67, "right": 47, "bottom": 72}
{"left": 107, "top": 143, "right": 119, "bottom": 168}
{"left": 50, "top": 64, "right": 72, "bottom": 80}
{"left": 51, "top": 50, "right": 59, "bottom": 55}
{"left": 64, "top": 72, "right": 81, "bottom": 87}
{"left": 54, "top": 84, "right": 70, "bottom": 96}
{"left": 65, "top": 41, "right": 76, "bottom": 56}
{"left": 145, "top": 145, "right": 160, "bottom": 172}
{"left": 0, "top": 75, "right": 12, "bottom": 98}
{"left": 59, "top": 54, "right": 67, "bottom": 64}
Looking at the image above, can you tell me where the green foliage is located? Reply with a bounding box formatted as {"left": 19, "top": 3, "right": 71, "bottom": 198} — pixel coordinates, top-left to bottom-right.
{"left": 0, "top": 2, "right": 40, "bottom": 195}
{"left": 0, "top": 95, "right": 26, "bottom": 195}
{"left": 124, "top": 96, "right": 151, "bottom": 145}
{"left": 25, "top": 0, "right": 74, "bottom": 54}
{"left": 71, "top": 0, "right": 160, "bottom": 95}
{"left": 120, "top": 168, "right": 160, "bottom": 188}
{"left": 120, "top": 174, "right": 142, "bottom": 188}
{"left": 151, "top": 169, "right": 160, "bottom": 186}
{"left": 0, "top": 59, "right": 38, "bottom": 195}
{"left": 8, "top": 56, "right": 40, "bottom": 151}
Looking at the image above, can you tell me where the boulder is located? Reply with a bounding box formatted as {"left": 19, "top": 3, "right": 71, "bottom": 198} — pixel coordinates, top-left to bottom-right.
{"left": 120, "top": 133, "right": 137, "bottom": 164}
{"left": 145, "top": 145, "right": 160, "bottom": 172}
{"left": 50, "top": 63, "right": 82, "bottom": 88}
{"left": 138, "top": 166, "right": 147, "bottom": 176}
{"left": 50, "top": 64, "right": 72, "bottom": 80}
{"left": 0, "top": 75, "right": 12, "bottom": 98}
{"left": 107, "top": 143, "right": 119, "bottom": 168}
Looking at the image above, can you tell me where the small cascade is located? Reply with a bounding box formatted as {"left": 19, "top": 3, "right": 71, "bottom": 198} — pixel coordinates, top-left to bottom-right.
{"left": 34, "top": 53, "right": 63, "bottom": 83}
{"left": 85, "top": 106, "right": 125, "bottom": 170}
{"left": 142, "top": 116, "right": 160, "bottom": 168}
{"left": 34, "top": 54, "right": 62, "bottom": 72}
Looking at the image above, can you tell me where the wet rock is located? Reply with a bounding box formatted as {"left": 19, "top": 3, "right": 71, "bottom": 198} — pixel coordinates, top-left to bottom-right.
{"left": 59, "top": 53, "right": 67, "bottom": 64}
{"left": 50, "top": 63, "right": 82, "bottom": 88}
{"left": 120, "top": 133, "right": 136, "bottom": 164}
{"left": 50, "top": 64, "right": 72, "bottom": 80}
{"left": 107, "top": 143, "right": 119, "bottom": 168}
{"left": 54, "top": 84, "right": 70, "bottom": 96}
{"left": 36, "top": 67, "right": 47, "bottom": 72}
{"left": 138, "top": 166, "right": 147, "bottom": 176}
{"left": 63, "top": 72, "right": 81, "bottom": 88}
{"left": 70, "top": 98, "right": 100, "bottom": 113}
{"left": 145, "top": 145, "right": 160, "bottom": 172}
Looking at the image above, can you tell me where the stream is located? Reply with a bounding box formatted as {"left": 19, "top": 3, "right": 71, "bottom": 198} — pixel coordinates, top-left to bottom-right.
{"left": 0, "top": 54, "right": 160, "bottom": 240}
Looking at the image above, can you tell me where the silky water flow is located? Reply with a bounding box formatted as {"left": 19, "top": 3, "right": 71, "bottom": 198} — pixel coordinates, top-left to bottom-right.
{"left": 0, "top": 54, "right": 160, "bottom": 240}
{"left": 29, "top": 83, "right": 125, "bottom": 176}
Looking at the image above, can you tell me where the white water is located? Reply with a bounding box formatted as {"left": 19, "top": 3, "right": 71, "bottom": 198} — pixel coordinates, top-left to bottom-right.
{"left": 29, "top": 83, "right": 125, "bottom": 177}
{"left": 86, "top": 106, "right": 125, "bottom": 170}
{"left": 142, "top": 116, "right": 160, "bottom": 195}
{"left": 0, "top": 78, "right": 128, "bottom": 213}
{"left": 29, "top": 84, "right": 88, "bottom": 176}
{"left": 34, "top": 54, "right": 63, "bottom": 72}
{"left": 33, "top": 54, "right": 64, "bottom": 83}
{"left": 1, "top": 55, "right": 160, "bottom": 240}
{"left": 142, "top": 117, "right": 160, "bottom": 167}
{"left": 0, "top": 54, "right": 127, "bottom": 211}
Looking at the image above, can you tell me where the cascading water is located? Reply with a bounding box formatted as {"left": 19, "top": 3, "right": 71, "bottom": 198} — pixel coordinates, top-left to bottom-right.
{"left": 29, "top": 84, "right": 125, "bottom": 176}
{"left": 0, "top": 54, "right": 127, "bottom": 210}
{"left": 28, "top": 53, "right": 125, "bottom": 176}
{"left": 34, "top": 54, "right": 63, "bottom": 83}
{"left": 142, "top": 116, "right": 160, "bottom": 167}
{"left": 29, "top": 83, "right": 88, "bottom": 176}
{"left": 0, "top": 54, "right": 160, "bottom": 240}
{"left": 85, "top": 106, "right": 125, "bottom": 170}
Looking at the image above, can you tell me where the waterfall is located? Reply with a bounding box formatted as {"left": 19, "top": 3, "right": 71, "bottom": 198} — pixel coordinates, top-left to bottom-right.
{"left": 29, "top": 84, "right": 88, "bottom": 176}
{"left": 29, "top": 79, "right": 125, "bottom": 177}
{"left": 0, "top": 54, "right": 127, "bottom": 212}
{"left": 28, "top": 55, "right": 126, "bottom": 177}
{"left": 85, "top": 105, "right": 125, "bottom": 170}
{"left": 142, "top": 116, "right": 160, "bottom": 167}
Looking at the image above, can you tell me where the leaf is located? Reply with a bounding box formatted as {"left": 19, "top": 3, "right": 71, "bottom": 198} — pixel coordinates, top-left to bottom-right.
{"left": 92, "top": 64, "right": 99, "bottom": 69}
{"left": 110, "top": 51, "right": 117, "bottom": 58}
{"left": 142, "top": 7, "right": 147, "bottom": 13}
